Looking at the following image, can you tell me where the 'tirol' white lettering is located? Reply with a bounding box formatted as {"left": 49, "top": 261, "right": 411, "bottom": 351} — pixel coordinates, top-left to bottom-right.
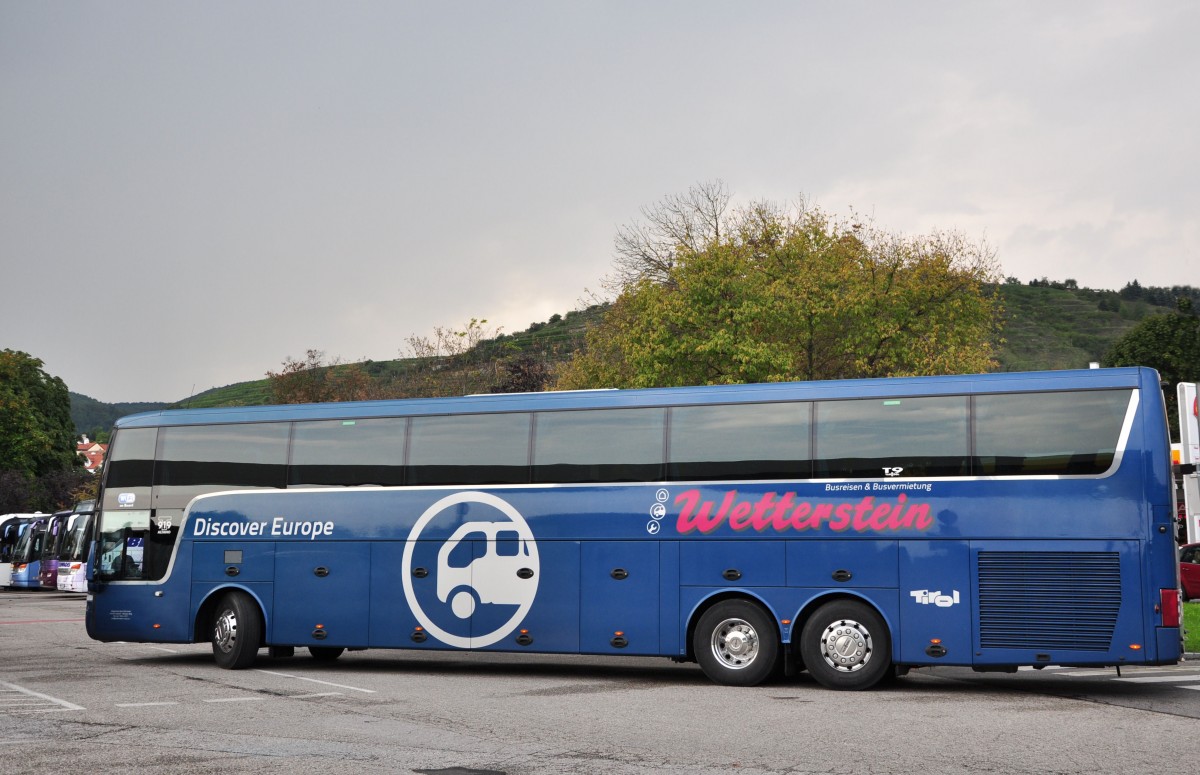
{"left": 910, "top": 589, "right": 960, "bottom": 607}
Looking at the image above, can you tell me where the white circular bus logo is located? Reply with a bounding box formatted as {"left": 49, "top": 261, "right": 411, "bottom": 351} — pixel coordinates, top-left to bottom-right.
{"left": 401, "top": 491, "right": 540, "bottom": 649}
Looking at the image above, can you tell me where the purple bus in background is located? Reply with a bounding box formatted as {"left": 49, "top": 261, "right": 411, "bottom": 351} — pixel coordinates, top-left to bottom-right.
{"left": 39, "top": 510, "right": 74, "bottom": 589}
{"left": 39, "top": 503, "right": 94, "bottom": 589}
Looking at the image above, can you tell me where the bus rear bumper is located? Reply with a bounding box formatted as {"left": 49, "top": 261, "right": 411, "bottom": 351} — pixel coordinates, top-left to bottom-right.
{"left": 1156, "top": 627, "right": 1183, "bottom": 664}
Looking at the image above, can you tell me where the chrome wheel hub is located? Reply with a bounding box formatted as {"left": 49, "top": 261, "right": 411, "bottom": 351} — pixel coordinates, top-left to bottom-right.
{"left": 710, "top": 617, "right": 760, "bottom": 669}
{"left": 214, "top": 608, "right": 238, "bottom": 654}
{"left": 819, "top": 618, "right": 872, "bottom": 672}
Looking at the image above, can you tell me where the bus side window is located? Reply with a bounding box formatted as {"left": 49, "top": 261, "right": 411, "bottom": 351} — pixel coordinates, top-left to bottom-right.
{"left": 409, "top": 413, "right": 531, "bottom": 486}
{"left": 290, "top": 417, "right": 408, "bottom": 487}
{"left": 815, "top": 395, "right": 969, "bottom": 478}
{"left": 155, "top": 423, "right": 288, "bottom": 497}
{"left": 533, "top": 408, "right": 665, "bottom": 483}
{"left": 974, "top": 390, "right": 1131, "bottom": 476}
{"left": 669, "top": 402, "right": 811, "bottom": 480}
{"left": 143, "top": 519, "right": 179, "bottom": 580}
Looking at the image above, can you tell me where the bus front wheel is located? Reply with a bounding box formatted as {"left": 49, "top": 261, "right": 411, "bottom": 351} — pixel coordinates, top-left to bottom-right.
{"left": 211, "top": 591, "right": 262, "bottom": 670}
{"left": 799, "top": 599, "right": 891, "bottom": 690}
{"left": 693, "top": 600, "right": 779, "bottom": 686}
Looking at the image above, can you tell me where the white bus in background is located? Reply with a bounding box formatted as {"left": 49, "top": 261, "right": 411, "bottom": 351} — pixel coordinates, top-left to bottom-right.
{"left": 1179, "top": 383, "right": 1199, "bottom": 544}
{"left": 57, "top": 510, "right": 95, "bottom": 593}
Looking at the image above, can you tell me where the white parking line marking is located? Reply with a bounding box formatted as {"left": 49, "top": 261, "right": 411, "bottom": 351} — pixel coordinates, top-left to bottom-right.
{"left": 0, "top": 681, "right": 84, "bottom": 712}
{"left": 1115, "top": 674, "right": 1200, "bottom": 684}
{"left": 116, "top": 643, "right": 180, "bottom": 659}
{"left": 290, "top": 692, "right": 343, "bottom": 698}
{"left": 253, "top": 669, "right": 376, "bottom": 693}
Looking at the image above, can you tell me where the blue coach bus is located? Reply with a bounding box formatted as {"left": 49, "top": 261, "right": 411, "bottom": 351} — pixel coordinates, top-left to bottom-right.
{"left": 85, "top": 367, "right": 1182, "bottom": 689}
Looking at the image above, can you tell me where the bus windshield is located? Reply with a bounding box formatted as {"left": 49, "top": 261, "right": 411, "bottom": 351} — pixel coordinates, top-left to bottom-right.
{"left": 12, "top": 521, "right": 44, "bottom": 563}
{"left": 62, "top": 516, "right": 93, "bottom": 562}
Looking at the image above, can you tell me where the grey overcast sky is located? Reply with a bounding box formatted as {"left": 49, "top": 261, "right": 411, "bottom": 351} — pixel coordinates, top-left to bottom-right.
{"left": 2, "top": 2, "right": 1197, "bottom": 403}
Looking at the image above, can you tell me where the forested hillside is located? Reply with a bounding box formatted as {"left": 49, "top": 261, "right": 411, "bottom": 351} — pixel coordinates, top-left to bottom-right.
{"left": 70, "top": 394, "right": 168, "bottom": 441}
{"left": 70, "top": 280, "right": 1198, "bottom": 432}
{"left": 994, "top": 281, "right": 1190, "bottom": 371}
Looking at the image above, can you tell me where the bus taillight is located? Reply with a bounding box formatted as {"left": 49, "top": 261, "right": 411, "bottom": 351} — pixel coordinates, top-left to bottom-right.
{"left": 1160, "top": 589, "right": 1181, "bottom": 628}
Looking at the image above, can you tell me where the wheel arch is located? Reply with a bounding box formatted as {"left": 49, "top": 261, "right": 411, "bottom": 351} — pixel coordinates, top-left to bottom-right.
{"left": 789, "top": 591, "right": 897, "bottom": 657}
{"left": 193, "top": 585, "right": 270, "bottom": 646}
{"left": 792, "top": 595, "right": 897, "bottom": 647}
{"left": 683, "top": 590, "right": 782, "bottom": 663}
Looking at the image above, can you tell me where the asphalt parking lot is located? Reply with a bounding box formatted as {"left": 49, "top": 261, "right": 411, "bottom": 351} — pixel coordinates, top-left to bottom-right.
{"left": 4, "top": 590, "right": 1200, "bottom": 774}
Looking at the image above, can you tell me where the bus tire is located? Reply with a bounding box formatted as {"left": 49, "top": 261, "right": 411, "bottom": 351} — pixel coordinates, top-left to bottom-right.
{"left": 693, "top": 599, "right": 779, "bottom": 687}
{"left": 309, "top": 646, "right": 345, "bottom": 662}
{"left": 210, "top": 591, "right": 262, "bottom": 670}
{"left": 799, "top": 599, "right": 891, "bottom": 691}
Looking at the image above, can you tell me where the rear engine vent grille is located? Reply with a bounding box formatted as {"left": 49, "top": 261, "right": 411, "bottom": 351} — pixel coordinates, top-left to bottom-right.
{"left": 978, "top": 551, "right": 1121, "bottom": 651}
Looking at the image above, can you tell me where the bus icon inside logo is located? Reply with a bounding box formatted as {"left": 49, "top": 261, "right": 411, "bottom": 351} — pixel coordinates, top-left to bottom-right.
{"left": 437, "top": 521, "right": 536, "bottom": 619}
{"left": 401, "top": 492, "right": 540, "bottom": 649}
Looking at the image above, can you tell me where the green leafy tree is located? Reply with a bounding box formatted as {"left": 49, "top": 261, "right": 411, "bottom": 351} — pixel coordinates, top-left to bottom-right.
{"left": 0, "top": 350, "right": 88, "bottom": 512}
{"left": 0, "top": 471, "right": 32, "bottom": 514}
{"left": 1103, "top": 300, "right": 1200, "bottom": 439}
{"left": 559, "top": 186, "right": 1002, "bottom": 389}
{"left": 0, "top": 350, "right": 78, "bottom": 477}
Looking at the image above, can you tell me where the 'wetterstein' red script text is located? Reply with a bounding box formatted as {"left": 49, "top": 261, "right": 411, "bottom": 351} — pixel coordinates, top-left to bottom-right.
{"left": 674, "top": 489, "right": 933, "bottom": 535}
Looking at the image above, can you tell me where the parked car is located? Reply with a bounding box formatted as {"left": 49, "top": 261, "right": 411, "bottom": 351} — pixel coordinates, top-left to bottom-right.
{"left": 1180, "top": 542, "right": 1200, "bottom": 601}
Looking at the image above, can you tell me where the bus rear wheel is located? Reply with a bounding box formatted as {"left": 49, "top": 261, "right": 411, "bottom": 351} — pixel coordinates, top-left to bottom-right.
{"left": 693, "top": 600, "right": 779, "bottom": 686}
{"left": 799, "top": 599, "right": 891, "bottom": 690}
{"left": 309, "top": 646, "right": 345, "bottom": 662}
{"left": 211, "top": 591, "right": 262, "bottom": 670}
